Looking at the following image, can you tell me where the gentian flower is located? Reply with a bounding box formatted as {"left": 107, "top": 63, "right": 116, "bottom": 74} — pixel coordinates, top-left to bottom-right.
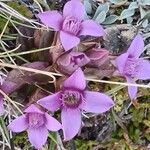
{"left": 57, "top": 51, "right": 90, "bottom": 74}
{"left": 115, "top": 34, "right": 150, "bottom": 100}
{"left": 85, "top": 48, "right": 115, "bottom": 78}
{"left": 0, "top": 80, "right": 16, "bottom": 115}
{"left": 0, "top": 74, "right": 5, "bottom": 113}
{"left": 38, "top": 68, "right": 114, "bottom": 141}
{"left": 0, "top": 95, "right": 4, "bottom": 115}
{"left": 0, "top": 72, "right": 8, "bottom": 115}
{"left": 8, "top": 104, "right": 62, "bottom": 149}
{"left": 38, "top": 0, "right": 105, "bottom": 51}
{"left": 86, "top": 48, "right": 110, "bottom": 67}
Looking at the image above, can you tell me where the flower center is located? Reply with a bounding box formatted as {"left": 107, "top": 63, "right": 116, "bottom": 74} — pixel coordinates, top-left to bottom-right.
{"left": 61, "top": 90, "right": 83, "bottom": 108}
{"left": 27, "top": 113, "right": 45, "bottom": 128}
{"left": 62, "top": 17, "right": 82, "bottom": 35}
{"left": 124, "top": 58, "right": 139, "bottom": 77}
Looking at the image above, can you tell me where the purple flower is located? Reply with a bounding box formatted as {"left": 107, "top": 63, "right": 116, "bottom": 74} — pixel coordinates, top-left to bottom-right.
{"left": 57, "top": 51, "right": 90, "bottom": 74}
{"left": 8, "top": 104, "right": 62, "bottom": 149}
{"left": 85, "top": 48, "right": 115, "bottom": 78}
{"left": 0, "top": 95, "right": 4, "bottom": 116}
{"left": 38, "top": 68, "right": 114, "bottom": 141}
{"left": 0, "top": 81, "right": 15, "bottom": 115}
{"left": 38, "top": 0, "right": 105, "bottom": 51}
{"left": 0, "top": 74, "right": 5, "bottom": 115}
{"left": 115, "top": 34, "right": 150, "bottom": 100}
{"left": 86, "top": 48, "right": 110, "bottom": 67}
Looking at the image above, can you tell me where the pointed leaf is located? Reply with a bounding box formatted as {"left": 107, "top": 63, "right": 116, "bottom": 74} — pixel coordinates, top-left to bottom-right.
{"left": 119, "top": 9, "right": 135, "bottom": 20}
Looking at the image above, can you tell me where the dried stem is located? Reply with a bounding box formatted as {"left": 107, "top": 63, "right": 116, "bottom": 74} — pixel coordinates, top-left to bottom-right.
{"left": 0, "top": 62, "right": 150, "bottom": 88}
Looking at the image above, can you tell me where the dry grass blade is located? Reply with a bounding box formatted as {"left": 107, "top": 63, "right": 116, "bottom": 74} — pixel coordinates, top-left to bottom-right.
{"left": 0, "top": 45, "right": 60, "bottom": 58}
{"left": 0, "top": 44, "right": 21, "bottom": 56}
{"left": 0, "top": 89, "right": 23, "bottom": 114}
{"left": 0, "top": 62, "right": 150, "bottom": 88}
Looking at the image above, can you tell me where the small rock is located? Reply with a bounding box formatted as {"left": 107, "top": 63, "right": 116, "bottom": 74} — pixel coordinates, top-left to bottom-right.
{"left": 103, "top": 24, "right": 137, "bottom": 54}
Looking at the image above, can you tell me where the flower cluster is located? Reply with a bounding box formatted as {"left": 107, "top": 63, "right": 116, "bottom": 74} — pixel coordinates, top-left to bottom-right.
{"left": 8, "top": 68, "right": 114, "bottom": 148}
{"left": 38, "top": 68, "right": 114, "bottom": 141}
{"left": 1, "top": 0, "right": 150, "bottom": 149}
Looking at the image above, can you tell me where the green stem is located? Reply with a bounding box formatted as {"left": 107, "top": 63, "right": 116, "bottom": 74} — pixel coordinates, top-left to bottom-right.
{"left": 0, "top": 117, "right": 10, "bottom": 142}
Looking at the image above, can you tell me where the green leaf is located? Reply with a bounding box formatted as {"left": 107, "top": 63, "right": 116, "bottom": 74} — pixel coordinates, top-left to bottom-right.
{"left": 139, "top": 6, "right": 149, "bottom": 27}
{"left": 119, "top": 9, "right": 135, "bottom": 20}
{"left": 48, "top": 132, "right": 58, "bottom": 144}
{"left": 140, "top": 6, "right": 148, "bottom": 18}
{"left": 95, "top": 10, "right": 107, "bottom": 23}
{"left": 111, "top": 109, "right": 128, "bottom": 133}
{"left": 126, "top": 16, "right": 133, "bottom": 24}
{"left": 7, "top": 2, "right": 32, "bottom": 18}
{"left": 103, "top": 15, "right": 118, "bottom": 24}
{"left": 143, "top": 120, "right": 150, "bottom": 127}
{"left": 0, "top": 16, "right": 10, "bottom": 32}
{"left": 0, "top": 117, "right": 10, "bottom": 142}
{"left": 84, "top": 0, "right": 92, "bottom": 14}
{"left": 109, "top": 0, "right": 127, "bottom": 5}
{"left": 128, "top": 2, "right": 138, "bottom": 10}
{"left": 93, "top": 3, "right": 109, "bottom": 19}
{"left": 139, "top": 0, "right": 150, "bottom": 5}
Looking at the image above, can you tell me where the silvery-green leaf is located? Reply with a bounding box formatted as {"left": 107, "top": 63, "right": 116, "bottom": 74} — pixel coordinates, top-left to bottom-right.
{"left": 137, "top": 11, "right": 150, "bottom": 26}
{"left": 102, "top": 15, "right": 118, "bottom": 24}
{"left": 140, "top": 6, "right": 147, "bottom": 18}
{"left": 119, "top": 9, "right": 135, "bottom": 20}
{"left": 109, "top": 0, "right": 127, "bottom": 5}
{"left": 138, "top": 0, "right": 150, "bottom": 5}
{"left": 128, "top": 2, "right": 138, "bottom": 9}
{"left": 93, "top": 3, "right": 109, "bottom": 19}
{"left": 138, "top": 6, "right": 150, "bottom": 26}
{"left": 142, "top": 19, "right": 148, "bottom": 28}
{"left": 84, "top": 0, "right": 92, "bottom": 14}
{"left": 146, "top": 43, "right": 150, "bottom": 55}
{"left": 126, "top": 17, "right": 133, "bottom": 24}
{"left": 95, "top": 10, "right": 107, "bottom": 23}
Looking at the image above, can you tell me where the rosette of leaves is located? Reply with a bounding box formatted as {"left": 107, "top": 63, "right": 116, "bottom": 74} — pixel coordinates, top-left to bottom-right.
{"left": 119, "top": 0, "right": 150, "bottom": 27}
{"left": 84, "top": 0, "right": 119, "bottom": 25}
{"left": 84, "top": 0, "right": 150, "bottom": 27}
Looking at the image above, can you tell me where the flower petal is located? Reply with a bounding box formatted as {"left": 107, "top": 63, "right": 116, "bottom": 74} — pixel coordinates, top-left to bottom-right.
{"left": 60, "top": 31, "right": 80, "bottom": 51}
{"left": 1, "top": 81, "right": 18, "bottom": 94}
{"left": 116, "top": 53, "right": 129, "bottom": 75}
{"left": 80, "top": 20, "right": 105, "bottom": 37}
{"left": 82, "top": 91, "right": 114, "bottom": 113}
{"left": 27, "top": 126, "right": 48, "bottom": 149}
{"left": 86, "top": 48, "right": 109, "bottom": 61}
{"left": 126, "top": 77, "right": 138, "bottom": 100}
{"left": 38, "top": 92, "right": 61, "bottom": 112}
{"left": 70, "top": 52, "right": 90, "bottom": 66}
{"left": 38, "top": 11, "right": 63, "bottom": 31}
{"left": 45, "top": 113, "right": 62, "bottom": 131}
{"left": 24, "top": 104, "right": 44, "bottom": 114}
{"left": 61, "top": 108, "right": 81, "bottom": 141}
{"left": 63, "top": 68, "right": 86, "bottom": 90}
{"left": 127, "top": 34, "right": 144, "bottom": 58}
{"left": 135, "top": 59, "right": 150, "bottom": 80}
{"left": 0, "top": 96, "right": 4, "bottom": 116}
{"left": 63, "top": 0, "right": 85, "bottom": 20}
{"left": 8, "top": 115, "right": 28, "bottom": 132}
{"left": 58, "top": 52, "right": 72, "bottom": 66}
